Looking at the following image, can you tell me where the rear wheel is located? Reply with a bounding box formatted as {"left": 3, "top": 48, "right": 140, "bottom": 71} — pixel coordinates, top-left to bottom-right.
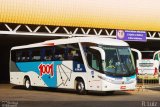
{"left": 76, "top": 80, "right": 86, "bottom": 95}
{"left": 24, "top": 77, "right": 31, "bottom": 90}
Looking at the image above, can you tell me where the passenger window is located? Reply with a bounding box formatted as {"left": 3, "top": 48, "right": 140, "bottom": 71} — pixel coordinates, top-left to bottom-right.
{"left": 21, "top": 51, "right": 30, "bottom": 61}
{"left": 54, "top": 45, "right": 66, "bottom": 61}
{"left": 53, "top": 43, "right": 83, "bottom": 63}
{"left": 31, "top": 49, "right": 41, "bottom": 61}
{"left": 16, "top": 51, "right": 22, "bottom": 62}
{"left": 154, "top": 54, "right": 159, "bottom": 61}
{"left": 11, "top": 50, "right": 16, "bottom": 62}
{"left": 66, "top": 44, "right": 83, "bottom": 63}
{"left": 44, "top": 48, "right": 54, "bottom": 61}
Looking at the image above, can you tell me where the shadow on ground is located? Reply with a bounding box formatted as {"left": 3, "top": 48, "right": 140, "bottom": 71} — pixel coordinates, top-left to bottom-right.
{"left": 146, "top": 87, "right": 160, "bottom": 91}
{"left": 12, "top": 85, "right": 132, "bottom": 96}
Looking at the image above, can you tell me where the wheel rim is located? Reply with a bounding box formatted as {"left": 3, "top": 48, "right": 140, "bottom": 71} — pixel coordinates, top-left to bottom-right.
{"left": 25, "top": 80, "right": 30, "bottom": 89}
{"left": 78, "top": 82, "right": 84, "bottom": 92}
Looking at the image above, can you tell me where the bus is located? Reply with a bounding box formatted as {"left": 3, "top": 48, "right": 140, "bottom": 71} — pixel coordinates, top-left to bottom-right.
{"left": 132, "top": 50, "right": 159, "bottom": 81}
{"left": 153, "top": 50, "right": 160, "bottom": 64}
{"left": 10, "top": 37, "right": 136, "bottom": 94}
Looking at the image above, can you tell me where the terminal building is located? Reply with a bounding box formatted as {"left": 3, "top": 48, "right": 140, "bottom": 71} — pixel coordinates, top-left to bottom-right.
{"left": 0, "top": 0, "right": 160, "bottom": 83}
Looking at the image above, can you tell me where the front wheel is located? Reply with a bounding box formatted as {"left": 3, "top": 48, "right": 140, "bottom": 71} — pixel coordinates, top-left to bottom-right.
{"left": 24, "top": 78, "right": 32, "bottom": 90}
{"left": 76, "top": 80, "right": 87, "bottom": 95}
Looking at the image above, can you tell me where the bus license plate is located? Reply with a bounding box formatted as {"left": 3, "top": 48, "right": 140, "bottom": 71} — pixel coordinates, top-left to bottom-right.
{"left": 120, "top": 86, "right": 126, "bottom": 90}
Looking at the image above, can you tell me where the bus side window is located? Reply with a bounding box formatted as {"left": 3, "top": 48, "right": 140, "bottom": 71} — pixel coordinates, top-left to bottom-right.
{"left": 86, "top": 48, "right": 102, "bottom": 71}
{"left": 73, "top": 50, "right": 83, "bottom": 63}
{"left": 16, "top": 51, "right": 22, "bottom": 62}
{"left": 21, "top": 51, "right": 30, "bottom": 62}
{"left": 31, "top": 49, "right": 41, "bottom": 61}
{"left": 54, "top": 45, "right": 65, "bottom": 61}
{"left": 11, "top": 50, "right": 16, "bottom": 62}
{"left": 67, "top": 44, "right": 83, "bottom": 64}
{"left": 154, "top": 54, "right": 159, "bottom": 61}
{"left": 67, "top": 48, "right": 74, "bottom": 60}
{"left": 44, "top": 48, "right": 54, "bottom": 61}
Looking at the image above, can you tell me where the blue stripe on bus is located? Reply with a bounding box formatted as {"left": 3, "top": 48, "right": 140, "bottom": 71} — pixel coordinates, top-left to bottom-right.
{"left": 108, "top": 74, "right": 136, "bottom": 79}
{"left": 130, "top": 74, "right": 136, "bottom": 79}
{"left": 16, "top": 61, "right": 62, "bottom": 87}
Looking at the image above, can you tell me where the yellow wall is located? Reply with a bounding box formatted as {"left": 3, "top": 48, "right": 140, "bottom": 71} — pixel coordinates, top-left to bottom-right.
{"left": 0, "top": 0, "right": 160, "bottom": 31}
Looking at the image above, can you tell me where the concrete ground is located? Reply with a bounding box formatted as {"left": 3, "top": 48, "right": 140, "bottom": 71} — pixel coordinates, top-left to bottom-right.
{"left": 0, "top": 84, "right": 159, "bottom": 107}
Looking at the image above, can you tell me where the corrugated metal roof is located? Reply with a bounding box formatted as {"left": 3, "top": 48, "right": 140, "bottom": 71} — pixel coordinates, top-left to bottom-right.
{"left": 0, "top": 0, "right": 160, "bottom": 31}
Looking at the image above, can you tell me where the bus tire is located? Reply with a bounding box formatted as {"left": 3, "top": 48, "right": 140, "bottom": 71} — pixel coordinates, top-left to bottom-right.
{"left": 76, "top": 80, "right": 86, "bottom": 95}
{"left": 24, "top": 77, "right": 31, "bottom": 90}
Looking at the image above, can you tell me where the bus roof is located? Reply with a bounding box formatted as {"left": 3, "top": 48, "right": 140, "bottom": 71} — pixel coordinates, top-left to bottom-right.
{"left": 11, "top": 37, "right": 129, "bottom": 50}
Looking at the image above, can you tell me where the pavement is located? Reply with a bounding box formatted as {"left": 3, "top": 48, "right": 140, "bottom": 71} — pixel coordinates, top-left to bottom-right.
{"left": 0, "top": 84, "right": 159, "bottom": 107}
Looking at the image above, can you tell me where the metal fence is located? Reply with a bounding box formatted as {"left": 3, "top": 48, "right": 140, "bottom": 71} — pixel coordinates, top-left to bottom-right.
{"left": 136, "top": 69, "right": 160, "bottom": 91}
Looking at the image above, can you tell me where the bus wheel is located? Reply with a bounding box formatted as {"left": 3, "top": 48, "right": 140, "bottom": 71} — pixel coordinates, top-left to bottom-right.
{"left": 24, "top": 77, "right": 31, "bottom": 90}
{"left": 76, "top": 80, "right": 86, "bottom": 95}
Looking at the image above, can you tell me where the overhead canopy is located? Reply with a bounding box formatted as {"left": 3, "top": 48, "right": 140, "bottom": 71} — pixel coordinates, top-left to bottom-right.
{"left": 0, "top": 0, "right": 160, "bottom": 31}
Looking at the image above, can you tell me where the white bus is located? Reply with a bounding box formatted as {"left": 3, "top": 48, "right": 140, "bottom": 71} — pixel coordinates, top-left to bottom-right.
{"left": 131, "top": 49, "right": 159, "bottom": 81}
{"left": 10, "top": 37, "right": 136, "bottom": 94}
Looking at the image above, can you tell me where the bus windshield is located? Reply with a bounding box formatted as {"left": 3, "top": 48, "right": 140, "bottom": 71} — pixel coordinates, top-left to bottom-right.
{"left": 101, "top": 46, "right": 135, "bottom": 77}
{"left": 141, "top": 51, "right": 154, "bottom": 59}
{"left": 82, "top": 43, "right": 135, "bottom": 77}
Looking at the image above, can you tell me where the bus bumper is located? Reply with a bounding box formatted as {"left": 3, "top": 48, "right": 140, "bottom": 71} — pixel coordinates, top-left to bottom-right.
{"left": 101, "top": 80, "right": 137, "bottom": 91}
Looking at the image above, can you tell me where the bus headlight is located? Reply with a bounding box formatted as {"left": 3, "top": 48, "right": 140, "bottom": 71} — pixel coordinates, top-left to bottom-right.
{"left": 98, "top": 75, "right": 113, "bottom": 83}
